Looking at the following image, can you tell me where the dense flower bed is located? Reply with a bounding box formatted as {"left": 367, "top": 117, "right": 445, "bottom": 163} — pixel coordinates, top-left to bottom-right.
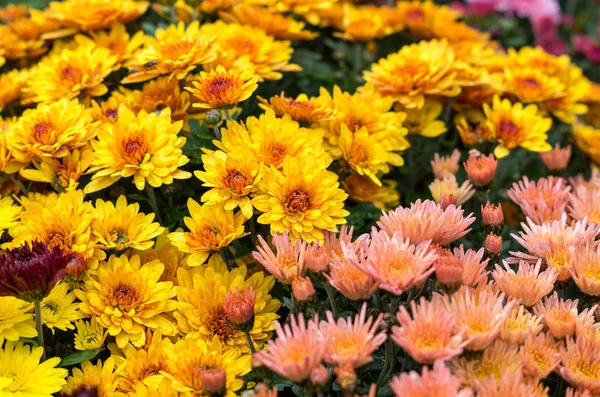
{"left": 0, "top": 0, "right": 599, "bottom": 396}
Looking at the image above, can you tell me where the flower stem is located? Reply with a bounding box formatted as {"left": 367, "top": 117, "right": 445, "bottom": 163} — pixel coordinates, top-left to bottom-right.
{"left": 376, "top": 339, "right": 394, "bottom": 388}
{"left": 145, "top": 185, "right": 163, "bottom": 225}
{"left": 353, "top": 42, "right": 364, "bottom": 83}
{"left": 35, "top": 300, "right": 46, "bottom": 361}
{"left": 248, "top": 216, "right": 258, "bottom": 247}
{"left": 9, "top": 175, "right": 28, "bottom": 195}
{"left": 219, "top": 249, "right": 235, "bottom": 269}
{"left": 244, "top": 330, "right": 256, "bottom": 354}
{"left": 211, "top": 124, "right": 222, "bottom": 140}
{"left": 224, "top": 109, "right": 233, "bottom": 121}
{"left": 324, "top": 282, "right": 339, "bottom": 318}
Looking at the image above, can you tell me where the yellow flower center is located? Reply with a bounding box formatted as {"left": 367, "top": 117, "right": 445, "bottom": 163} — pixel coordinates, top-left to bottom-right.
{"left": 285, "top": 189, "right": 310, "bottom": 214}
{"left": 267, "top": 143, "right": 287, "bottom": 165}
{"left": 575, "top": 361, "right": 600, "bottom": 380}
{"left": 584, "top": 266, "right": 600, "bottom": 282}
{"left": 349, "top": 144, "right": 368, "bottom": 166}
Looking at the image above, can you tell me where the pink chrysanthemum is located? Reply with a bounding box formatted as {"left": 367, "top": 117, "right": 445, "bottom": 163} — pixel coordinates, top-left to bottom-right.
{"left": 431, "top": 149, "right": 461, "bottom": 180}
{"left": 463, "top": 150, "right": 497, "bottom": 187}
{"left": 392, "top": 296, "right": 467, "bottom": 364}
{"left": 499, "top": 305, "right": 543, "bottom": 345}
{"left": 507, "top": 176, "right": 571, "bottom": 224}
{"left": 356, "top": 230, "right": 437, "bottom": 295}
{"left": 377, "top": 200, "right": 475, "bottom": 246}
{"left": 253, "top": 313, "right": 324, "bottom": 383}
{"left": 569, "top": 184, "right": 600, "bottom": 225}
{"left": 540, "top": 143, "right": 571, "bottom": 171}
{"left": 520, "top": 331, "right": 561, "bottom": 379}
{"left": 510, "top": 214, "right": 599, "bottom": 281}
{"left": 390, "top": 360, "right": 472, "bottom": 397}
{"left": 571, "top": 244, "right": 600, "bottom": 296}
{"left": 320, "top": 302, "right": 386, "bottom": 370}
{"left": 474, "top": 372, "right": 549, "bottom": 397}
{"left": 560, "top": 334, "right": 600, "bottom": 392}
{"left": 481, "top": 202, "right": 504, "bottom": 228}
{"left": 492, "top": 259, "right": 557, "bottom": 307}
{"left": 533, "top": 292, "right": 597, "bottom": 339}
{"left": 325, "top": 243, "right": 378, "bottom": 301}
{"left": 453, "top": 246, "right": 489, "bottom": 287}
{"left": 253, "top": 232, "right": 307, "bottom": 285}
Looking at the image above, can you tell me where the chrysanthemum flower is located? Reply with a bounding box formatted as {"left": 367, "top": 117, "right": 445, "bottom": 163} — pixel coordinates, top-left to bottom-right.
{"left": 363, "top": 39, "right": 461, "bottom": 109}
{"left": 447, "top": 285, "right": 515, "bottom": 351}
{"left": 253, "top": 383, "right": 279, "bottom": 397}
{"left": 253, "top": 155, "right": 349, "bottom": 242}
{"left": 24, "top": 41, "right": 117, "bottom": 103}
{"left": 377, "top": 199, "right": 475, "bottom": 246}
{"left": 339, "top": 125, "right": 403, "bottom": 186}
{"left": 253, "top": 232, "right": 307, "bottom": 285}
{"left": 258, "top": 92, "right": 334, "bottom": 125}
{"left": 0, "top": 13, "right": 56, "bottom": 60}
{"left": 260, "top": 0, "right": 334, "bottom": 25}
{"left": 8, "top": 190, "right": 104, "bottom": 270}
{"left": 0, "top": 4, "right": 28, "bottom": 23}
{"left": 254, "top": 313, "right": 325, "bottom": 383}
{"left": 122, "top": 21, "right": 216, "bottom": 84}
{"left": 221, "top": 4, "right": 318, "bottom": 40}
{"left": 390, "top": 360, "right": 471, "bottom": 397}
{"left": 570, "top": 243, "right": 600, "bottom": 296}
{"left": 92, "top": 195, "right": 164, "bottom": 252}
{"left": 43, "top": 0, "right": 148, "bottom": 37}
{"left": 342, "top": 174, "right": 400, "bottom": 211}
{"left": 325, "top": 243, "right": 378, "bottom": 301}
{"left": 507, "top": 176, "right": 571, "bottom": 225}
{"left": 217, "top": 114, "right": 329, "bottom": 170}
{"left": 334, "top": 4, "right": 401, "bottom": 42}
{"left": 163, "top": 336, "right": 250, "bottom": 397}
{"left": 453, "top": 246, "right": 489, "bottom": 287}
{"left": 450, "top": 340, "right": 522, "bottom": 386}
{"left": 75, "top": 254, "right": 177, "bottom": 348}
{"left": 463, "top": 150, "right": 497, "bottom": 187}
{"left": 570, "top": 184, "right": 600, "bottom": 225}
{"left": 174, "top": 258, "right": 279, "bottom": 355}
{"left": 573, "top": 123, "right": 600, "bottom": 165}
{"left": 81, "top": 23, "right": 145, "bottom": 66}
{"left": 85, "top": 106, "right": 191, "bottom": 193}
{"left": 429, "top": 175, "right": 475, "bottom": 206}
{"left": 560, "top": 334, "right": 600, "bottom": 392}
{"left": 503, "top": 67, "right": 564, "bottom": 104}
{"left": 500, "top": 305, "right": 543, "bottom": 345}
{"left": 11, "top": 99, "right": 96, "bottom": 164}
{"left": 195, "top": 150, "right": 263, "bottom": 219}
{"left": 200, "top": 21, "right": 301, "bottom": 81}
{"left": 483, "top": 96, "right": 552, "bottom": 158}
{"left": 60, "top": 357, "right": 118, "bottom": 397}
{"left": 168, "top": 200, "right": 247, "bottom": 267}
{"left": 540, "top": 143, "right": 572, "bottom": 171}
{"left": 0, "top": 196, "right": 21, "bottom": 236}
{"left": 392, "top": 296, "right": 467, "bottom": 364}
{"left": 0, "top": 119, "right": 28, "bottom": 178}
{"left": 186, "top": 65, "right": 258, "bottom": 109}
{"left": 41, "top": 281, "right": 82, "bottom": 333}
{"left": 320, "top": 302, "right": 386, "bottom": 370}
{"left": 118, "top": 331, "right": 171, "bottom": 393}
{"left": 520, "top": 331, "right": 560, "bottom": 379}
{"left": 474, "top": 373, "right": 548, "bottom": 397}
{"left": 533, "top": 292, "right": 595, "bottom": 339}
{"left": 0, "top": 69, "right": 28, "bottom": 112}
{"left": 431, "top": 149, "right": 461, "bottom": 180}
{"left": 136, "top": 229, "right": 187, "bottom": 283}
{"left": 0, "top": 342, "right": 67, "bottom": 395}
{"left": 492, "top": 260, "right": 557, "bottom": 307}
{"left": 0, "top": 296, "right": 36, "bottom": 344}
{"left": 399, "top": 98, "right": 447, "bottom": 137}
{"left": 357, "top": 231, "right": 437, "bottom": 295}
{"left": 510, "top": 214, "right": 598, "bottom": 281}
{"left": 73, "top": 316, "right": 107, "bottom": 351}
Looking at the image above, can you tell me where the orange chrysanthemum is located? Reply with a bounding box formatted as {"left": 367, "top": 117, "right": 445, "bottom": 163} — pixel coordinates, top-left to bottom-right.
{"left": 186, "top": 65, "right": 258, "bottom": 109}
{"left": 258, "top": 92, "right": 334, "bottom": 125}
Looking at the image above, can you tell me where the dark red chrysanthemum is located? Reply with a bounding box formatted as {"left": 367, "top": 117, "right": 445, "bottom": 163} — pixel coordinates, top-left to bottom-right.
{"left": 0, "top": 241, "right": 69, "bottom": 302}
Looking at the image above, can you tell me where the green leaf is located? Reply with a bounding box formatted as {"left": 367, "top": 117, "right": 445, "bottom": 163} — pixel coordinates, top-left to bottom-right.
{"left": 183, "top": 120, "right": 215, "bottom": 165}
{"left": 58, "top": 349, "right": 99, "bottom": 367}
{"left": 345, "top": 202, "right": 382, "bottom": 233}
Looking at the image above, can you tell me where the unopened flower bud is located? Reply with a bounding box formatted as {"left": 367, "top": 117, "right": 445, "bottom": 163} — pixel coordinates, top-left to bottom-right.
{"left": 540, "top": 144, "right": 571, "bottom": 172}
{"left": 64, "top": 252, "right": 86, "bottom": 280}
{"left": 484, "top": 233, "right": 502, "bottom": 257}
{"left": 205, "top": 109, "right": 222, "bottom": 125}
{"left": 199, "top": 368, "right": 226, "bottom": 396}
{"left": 310, "top": 365, "right": 330, "bottom": 389}
{"left": 464, "top": 150, "right": 497, "bottom": 187}
{"left": 334, "top": 363, "right": 357, "bottom": 393}
{"left": 439, "top": 193, "right": 457, "bottom": 210}
{"left": 434, "top": 254, "right": 463, "bottom": 294}
{"left": 305, "top": 244, "right": 329, "bottom": 273}
{"left": 481, "top": 202, "right": 504, "bottom": 234}
{"left": 223, "top": 287, "right": 256, "bottom": 331}
{"left": 292, "top": 276, "right": 315, "bottom": 302}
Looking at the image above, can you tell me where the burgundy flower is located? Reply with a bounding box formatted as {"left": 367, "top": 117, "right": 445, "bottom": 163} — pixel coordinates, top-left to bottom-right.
{"left": 0, "top": 241, "right": 69, "bottom": 302}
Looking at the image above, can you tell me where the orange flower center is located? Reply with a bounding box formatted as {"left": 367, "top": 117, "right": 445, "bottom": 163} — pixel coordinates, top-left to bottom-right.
{"left": 285, "top": 189, "right": 310, "bottom": 214}
{"left": 406, "top": 8, "right": 425, "bottom": 22}
{"left": 191, "top": 226, "right": 223, "bottom": 250}
{"left": 267, "top": 142, "right": 287, "bottom": 166}
{"left": 223, "top": 169, "right": 250, "bottom": 196}
{"left": 112, "top": 284, "right": 138, "bottom": 311}
{"left": 209, "top": 310, "right": 237, "bottom": 342}
{"left": 208, "top": 76, "right": 234, "bottom": 96}
{"left": 522, "top": 78, "right": 541, "bottom": 89}
{"left": 61, "top": 65, "right": 81, "bottom": 81}
{"left": 497, "top": 120, "right": 521, "bottom": 143}
{"left": 139, "top": 364, "right": 162, "bottom": 379}
{"left": 33, "top": 122, "right": 54, "bottom": 144}
{"left": 105, "top": 108, "right": 118, "bottom": 120}
{"left": 346, "top": 117, "right": 364, "bottom": 132}
{"left": 122, "top": 139, "right": 147, "bottom": 164}
{"left": 349, "top": 144, "right": 368, "bottom": 166}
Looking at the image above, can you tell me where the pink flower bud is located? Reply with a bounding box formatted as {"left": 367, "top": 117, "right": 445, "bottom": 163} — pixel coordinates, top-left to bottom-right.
{"left": 223, "top": 287, "right": 256, "bottom": 326}
{"left": 292, "top": 276, "right": 315, "bottom": 302}
{"left": 464, "top": 150, "right": 497, "bottom": 187}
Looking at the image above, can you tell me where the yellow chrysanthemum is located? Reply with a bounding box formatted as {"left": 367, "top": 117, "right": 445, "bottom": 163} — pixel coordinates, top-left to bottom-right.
{"left": 0, "top": 342, "right": 67, "bottom": 396}
{"left": 11, "top": 99, "right": 97, "bottom": 164}
{"left": 90, "top": 96, "right": 125, "bottom": 125}
{"left": 0, "top": 296, "right": 36, "bottom": 344}
{"left": 0, "top": 11, "right": 58, "bottom": 60}
{"left": 92, "top": 195, "right": 165, "bottom": 251}
{"left": 163, "top": 336, "right": 251, "bottom": 397}
{"left": 258, "top": 92, "right": 334, "bottom": 125}
{"left": 259, "top": 0, "right": 335, "bottom": 25}
{"left": 74, "top": 317, "right": 108, "bottom": 351}
{"left": 41, "top": 282, "right": 83, "bottom": 333}
{"left": 216, "top": 113, "right": 329, "bottom": 170}
{"left": 573, "top": 123, "right": 600, "bottom": 165}
{"left": 318, "top": 86, "right": 409, "bottom": 158}
{"left": 195, "top": 150, "right": 263, "bottom": 219}
{"left": 0, "top": 4, "right": 28, "bottom": 23}
{"left": 43, "top": 0, "right": 148, "bottom": 38}
{"left": 395, "top": 0, "right": 460, "bottom": 38}
{"left": 0, "top": 196, "right": 21, "bottom": 235}
{"left": 122, "top": 21, "right": 217, "bottom": 84}
{"left": 168, "top": 200, "right": 247, "bottom": 267}
{"left": 136, "top": 229, "right": 188, "bottom": 283}
{"left": 199, "top": 21, "right": 301, "bottom": 81}
{"left": 339, "top": 124, "right": 403, "bottom": 186}
{"left": 74, "top": 23, "right": 145, "bottom": 67}
{"left": 253, "top": 155, "right": 349, "bottom": 242}
{"left": 0, "top": 119, "right": 27, "bottom": 176}
{"left": 363, "top": 39, "right": 462, "bottom": 109}
{"left": 335, "top": 4, "right": 401, "bottom": 42}
{"left": 483, "top": 96, "right": 552, "bottom": 158}
{"left": 175, "top": 257, "right": 280, "bottom": 355}
{"left": 186, "top": 65, "right": 258, "bottom": 109}
{"left": 221, "top": 4, "right": 318, "bottom": 40}
{"left": 129, "top": 378, "right": 179, "bottom": 397}
{"left": 19, "top": 146, "right": 93, "bottom": 193}
{"left": 583, "top": 83, "right": 600, "bottom": 128}
{"left": 85, "top": 106, "right": 191, "bottom": 193}
{"left": 503, "top": 67, "right": 564, "bottom": 105}
{"left": 8, "top": 190, "right": 105, "bottom": 269}
{"left": 24, "top": 41, "right": 117, "bottom": 103}
{"left": 61, "top": 358, "right": 119, "bottom": 397}
{"left": 0, "top": 69, "right": 28, "bottom": 112}
{"left": 397, "top": 99, "right": 447, "bottom": 138}
{"left": 342, "top": 173, "right": 400, "bottom": 210}
{"left": 75, "top": 254, "right": 178, "bottom": 348}
{"left": 118, "top": 331, "right": 172, "bottom": 393}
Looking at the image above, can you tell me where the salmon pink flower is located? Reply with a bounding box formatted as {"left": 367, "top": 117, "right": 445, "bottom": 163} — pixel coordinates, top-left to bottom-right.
{"left": 464, "top": 150, "right": 497, "bottom": 187}
{"left": 492, "top": 259, "right": 557, "bottom": 307}
{"left": 391, "top": 360, "right": 471, "bottom": 397}
{"left": 253, "top": 232, "right": 307, "bottom": 285}
{"left": 540, "top": 143, "right": 571, "bottom": 171}
{"left": 507, "top": 176, "right": 571, "bottom": 224}
{"left": 431, "top": 149, "right": 461, "bottom": 180}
